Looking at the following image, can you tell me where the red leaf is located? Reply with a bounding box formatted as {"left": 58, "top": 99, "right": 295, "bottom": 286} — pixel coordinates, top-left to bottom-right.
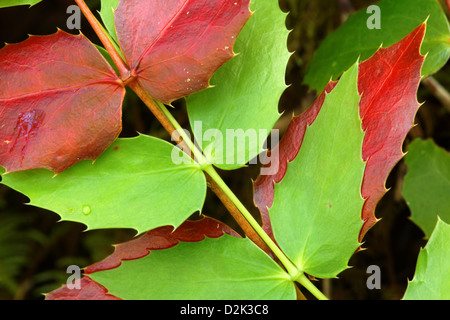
{"left": 45, "top": 277, "right": 120, "bottom": 300}
{"left": 254, "top": 23, "right": 426, "bottom": 242}
{"left": 45, "top": 216, "right": 239, "bottom": 300}
{"left": 115, "top": 0, "right": 252, "bottom": 104}
{"left": 0, "top": 30, "right": 125, "bottom": 173}
{"left": 358, "top": 23, "right": 425, "bottom": 239}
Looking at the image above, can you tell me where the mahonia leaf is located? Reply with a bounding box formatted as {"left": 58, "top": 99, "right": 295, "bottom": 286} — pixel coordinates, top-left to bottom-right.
{"left": 86, "top": 236, "right": 294, "bottom": 300}
{"left": 269, "top": 62, "right": 365, "bottom": 279}
{"left": 1, "top": 135, "right": 207, "bottom": 234}
{"left": 357, "top": 23, "right": 425, "bottom": 238}
{"left": 254, "top": 23, "right": 426, "bottom": 244}
{"left": 115, "top": 0, "right": 252, "bottom": 104}
{"left": 253, "top": 81, "right": 337, "bottom": 241}
{"left": 99, "top": 0, "right": 120, "bottom": 44}
{"left": 0, "top": 0, "right": 41, "bottom": 8}
{"left": 0, "top": 30, "right": 125, "bottom": 173}
{"left": 402, "top": 139, "right": 450, "bottom": 238}
{"left": 304, "top": 0, "right": 450, "bottom": 93}
{"left": 45, "top": 277, "right": 119, "bottom": 300}
{"left": 403, "top": 218, "right": 450, "bottom": 299}
{"left": 186, "top": 0, "right": 287, "bottom": 170}
{"left": 45, "top": 217, "right": 275, "bottom": 300}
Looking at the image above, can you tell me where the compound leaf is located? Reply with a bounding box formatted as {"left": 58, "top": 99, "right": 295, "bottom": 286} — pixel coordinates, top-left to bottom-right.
{"left": 1, "top": 135, "right": 207, "bottom": 234}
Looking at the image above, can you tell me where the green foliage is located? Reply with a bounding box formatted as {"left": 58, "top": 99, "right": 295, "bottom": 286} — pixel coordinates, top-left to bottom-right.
{"left": 89, "top": 235, "right": 295, "bottom": 300}
{"left": 0, "top": 0, "right": 41, "bottom": 8}
{"left": 186, "top": 0, "right": 286, "bottom": 170}
{"left": 99, "top": 0, "right": 120, "bottom": 44}
{"left": 0, "top": 0, "right": 449, "bottom": 301}
{"left": 1, "top": 135, "right": 207, "bottom": 234}
{"left": 402, "top": 139, "right": 450, "bottom": 238}
{"left": 269, "top": 62, "right": 365, "bottom": 279}
{"left": 304, "top": 0, "right": 450, "bottom": 93}
{"left": 403, "top": 218, "right": 450, "bottom": 299}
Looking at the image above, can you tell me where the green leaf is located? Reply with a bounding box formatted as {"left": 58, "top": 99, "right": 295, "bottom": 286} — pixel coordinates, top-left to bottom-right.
{"left": 89, "top": 235, "right": 295, "bottom": 300}
{"left": 402, "top": 139, "right": 450, "bottom": 238}
{"left": 185, "top": 0, "right": 287, "bottom": 170}
{"left": 0, "top": 0, "right": 41, "bottom": 8}
{"left": 403, "top": 218, "right": 450, "bottom": 299}
{"left": 304, "top": 0, "right": 450, "bottom": 93}
{"left": 1, "top": 135, "right": 206, "bottom": 234}
{"left": 269, "top": 62, "right": 365, "bottom": 279}
{"left": 99, "top": 0, "right": 119, "bottom": 44}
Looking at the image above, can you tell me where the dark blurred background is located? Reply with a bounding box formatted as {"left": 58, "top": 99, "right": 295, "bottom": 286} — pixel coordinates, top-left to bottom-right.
{"left": 0, "top": 0, "right": 449, "bottom": 300}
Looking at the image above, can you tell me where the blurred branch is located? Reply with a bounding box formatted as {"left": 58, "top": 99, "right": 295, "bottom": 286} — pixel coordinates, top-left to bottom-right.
{"left": 336, "top": 0, "right": 355, "bottom": 22}
{"left": 422, "top": 76, "right": 450, "bottom": 113}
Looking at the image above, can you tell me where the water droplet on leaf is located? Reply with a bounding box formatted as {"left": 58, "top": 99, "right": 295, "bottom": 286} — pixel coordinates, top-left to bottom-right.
{"left": 82, "top": 205, "right": 91, "bottom": 215}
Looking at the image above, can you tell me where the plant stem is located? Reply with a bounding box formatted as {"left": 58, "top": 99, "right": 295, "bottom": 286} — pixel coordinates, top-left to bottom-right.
{"left": 74, "top": 0, "right": 130, "bottom": 78}
{"left": 129, "top": 81, "right": 271, "bottom": 253}
{"left": 295, "top": 273, "right": 329, "bottom": 300}
{"left": 203, "top": 166, "right": 299, "bottom": 278}
{"left": 77, "top": 0, "right": 327, "bottom": 300}
{"left": 422, "top": 76, "right": 450, "bottom": 113}
{"left": 75, "top": 0, "right": 278, "bottom": 267}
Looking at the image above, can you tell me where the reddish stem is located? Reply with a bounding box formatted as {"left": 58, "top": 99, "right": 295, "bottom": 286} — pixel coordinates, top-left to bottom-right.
{"left": 74, "top": 0, "right": 130, "bottom": 78}
{"left": 75, "top": 0, "right": 272, "bottom": 256}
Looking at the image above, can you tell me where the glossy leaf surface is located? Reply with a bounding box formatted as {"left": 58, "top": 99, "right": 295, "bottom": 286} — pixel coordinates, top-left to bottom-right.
{"left": 304, "top": 0, "right": 450, "bottom": 93}
{"left": 0, "top": 0, "right": 41, "bottom": 7}
{"left": 89, "top": 235, "right": 293, "bottom": 300}
{"left": 99, "top": 0, "right": 120, "bottom": 44}
{"left": 115, "top": 0, "right": 252, "bottom": 104}
{"left": 402, "top": 139, "right": 450, "bottom": 238}
{"left": 403, "top": 218, "right": 450, "bottom": 299}
{"left": 0, "top": 31, "right": 125, "bottom": 173}
{"left": 1, "top": 135, "right": 207, "bottom": 233}
{"left": 186, "top": 0, "right": 287, "bottom": 170}
{"left": 46, "top": 217, "right": 238, "bottom": 300}
{"left": 269, "top": 62, "right": 365, "bottom": 279}
{"left": 255, "top": 24, "right": 426, "bottom": 243}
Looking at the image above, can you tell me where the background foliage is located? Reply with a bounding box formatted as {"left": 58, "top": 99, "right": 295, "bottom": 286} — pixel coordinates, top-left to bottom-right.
{"left": 0, "top": 0, "right": 449, "bottom": 299}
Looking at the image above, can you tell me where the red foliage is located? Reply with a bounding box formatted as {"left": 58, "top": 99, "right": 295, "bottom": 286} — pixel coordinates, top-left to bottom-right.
{"left": 46, "top": 217, "right": 239, "bottom": 300}
{"left": 115, "top": 0, "right": 252, "bottom": 104}
{"left": 254, "top": 23, "right": 426, "bottom": 242}
{"left": 0, "top": 31, "right": 125, "bottom": 173}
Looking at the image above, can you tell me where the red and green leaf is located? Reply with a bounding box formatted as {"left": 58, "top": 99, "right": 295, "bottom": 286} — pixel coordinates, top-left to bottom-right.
{"left": 0, "top": 30, "right": 125, "bottom": 173}
{"left": 0, "top": 1, "right": 251, "bottom": 173}
{"left": 254, "top": 22, "right": 426, "bottom": 242}
{"left": 115, "top": 0, "right": 252, "bottom": 104}
{"left": 45, "top": 216, "right": 240, "bottom": 300}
